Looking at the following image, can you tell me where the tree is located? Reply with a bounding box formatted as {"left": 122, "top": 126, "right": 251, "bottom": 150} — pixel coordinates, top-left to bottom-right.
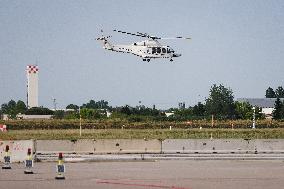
{"left": 1, "top": 100, "right": 17, "bottom": 118}
{"left": 53, "top": 110, "right": 65, "bottom": 119}
{"left": 25, "top": 107, "right": 53, "bottom": 115}
{"left": 66, "top": 104, "right": 79, "bottom": 110}
{"left": 120, "top": 105, "right": 132, "bottom": 115}
{"left": 265, "top": 87, "right": 276, "bottom": 98}
{"left": 64, "top": 111, "right": 79, "bottom": 119}
{"left": 275, "top": 86, "right": 284, "bottom": 98}
{"left": 192, "top": 102, "right": 205, "bottom": 116}
{"left": 235, "top": 101, "right": 253, "bottom": 119}
{"left": 7, "top": 100, "right": 16, "bottom": 110}
{"left": 81, "top": 100, "right": 109, "bottom": 109}
{"left": 80, "top": 108, "right": 105, "bottom": 119}
{"left": 1, "top": 100, "right": 27, "bottom": 118}
{"left": 205, "top": 84, "right": 236, "bottom": 119}
{"left": 16, "top": 100, "right": 27, "bottom": 113}
{"left": 1, "top": 103, "right": 9, "bottom": 113}
{"left": 272, "top": 98, "right": 283, "bottom": 119}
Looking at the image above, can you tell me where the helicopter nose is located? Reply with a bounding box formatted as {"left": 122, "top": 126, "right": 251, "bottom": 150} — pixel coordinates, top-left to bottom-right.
{"left": 173, "top": 53, "right": 181, "bottom": 57}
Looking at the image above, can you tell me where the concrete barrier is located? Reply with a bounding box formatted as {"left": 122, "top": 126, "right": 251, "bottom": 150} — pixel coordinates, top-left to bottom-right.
{"left": 212, "top": 139, "right": 255, "bottom": 153}
{"left": 36, "top": 139, "right": 161, "bottom": 154}
{"left": 2, "top": 139, "right": 284, "bottom": 161}
{"left": 36, "top": 140, "right": 74, "bottom": 153}
{"left": 0, "top": 140, "right": 34, "bottom": 162}
{"left": 93, "top": 139, "right": 161, "bottom": 154}
{"left": 162, "top": 139, "right": 256, "bottom": 154}
{"left": 74, "top": 139, "right": 94, "bottom": 153}
{"left": 254, "top": 139, "right": 284, "bottom": 153}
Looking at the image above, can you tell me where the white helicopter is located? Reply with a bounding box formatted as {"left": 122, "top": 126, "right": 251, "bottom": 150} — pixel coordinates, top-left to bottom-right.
{"left": 97, "top": 30, "right": 190, "bottom": 62}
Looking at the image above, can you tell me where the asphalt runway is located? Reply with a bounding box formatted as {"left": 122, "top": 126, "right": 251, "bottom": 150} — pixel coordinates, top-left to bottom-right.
{"left": 1, "top": 160, "right": 284, "bottom": 189}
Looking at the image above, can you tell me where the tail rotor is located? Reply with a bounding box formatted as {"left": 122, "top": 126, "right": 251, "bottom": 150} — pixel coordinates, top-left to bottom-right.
{"left": 96, "top": 29, "right": 111, "bottom": 40}
{"left": 96, "top": 29, "right": 113, "bottom": 50}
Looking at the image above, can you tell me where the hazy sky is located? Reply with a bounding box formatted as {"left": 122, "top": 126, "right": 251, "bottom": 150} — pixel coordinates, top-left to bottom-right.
{"left": 1, "top": 0, "right": 284, "bottom": 109}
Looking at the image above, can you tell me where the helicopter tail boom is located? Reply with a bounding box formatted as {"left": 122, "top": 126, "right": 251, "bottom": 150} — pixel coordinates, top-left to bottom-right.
{"left": 96, "top": 37, "right": 113, "bottom": 50}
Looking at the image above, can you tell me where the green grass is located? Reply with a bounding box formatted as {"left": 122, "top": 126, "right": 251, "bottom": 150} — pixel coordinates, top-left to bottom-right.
{"left": 1, "top": 128, "right": 284, "bottom": 140}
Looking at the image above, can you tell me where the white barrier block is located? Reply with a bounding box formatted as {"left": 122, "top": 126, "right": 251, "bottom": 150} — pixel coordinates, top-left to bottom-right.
{"left": 74, "top": 139, "right": 94, "bottom": 153}
{"left": 254, "top": 139, "right": 284, "bottom": 153}
{"left": 94, "top": 139, "right": 161, "bottom": 154}
{"left": 36, "top": 140, "right": 74, "bottom": 153}
{"left": 162, "top": 139, "right": 255, "bottom": 154}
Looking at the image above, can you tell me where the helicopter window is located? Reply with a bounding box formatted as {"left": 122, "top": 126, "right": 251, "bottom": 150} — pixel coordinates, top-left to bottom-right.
{"left": 167, "top": 48, "right": 171, "bottom": 53}
{"left": 162, "top": 48, "right": 166, "bottom": 53}
{"left": 152, "top": 47, "right": 156, "bottom": 54}
{"left": 157, "top": 47, "right": 161, "bottom": 53}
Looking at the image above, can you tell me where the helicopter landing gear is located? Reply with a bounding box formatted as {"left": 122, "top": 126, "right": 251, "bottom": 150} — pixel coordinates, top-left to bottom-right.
{"left": 143, "top": 58, "right": 150, "bottom": 62}
{"left": 170, "top": 59, "right": 173, "bottom": 62}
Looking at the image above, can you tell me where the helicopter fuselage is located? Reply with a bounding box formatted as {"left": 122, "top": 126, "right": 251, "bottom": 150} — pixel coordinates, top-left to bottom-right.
{"left": 103, "top": 40, "right": 181, "bottom": 62}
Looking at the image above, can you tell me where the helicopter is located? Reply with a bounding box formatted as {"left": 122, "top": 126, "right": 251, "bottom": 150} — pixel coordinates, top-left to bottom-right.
{"left": 96, "top": 29, "right": 190, "bottom": 62}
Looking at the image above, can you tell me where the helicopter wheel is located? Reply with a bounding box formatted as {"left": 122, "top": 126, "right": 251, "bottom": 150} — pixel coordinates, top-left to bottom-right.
{"left": 170, "top": 59, "right": 173, "bottom": 62}
{"left": 147, "top": 59, "right": 150, "bottom": 62}
{"left": 143, "top": 59, "right": 146, "bottom": 61}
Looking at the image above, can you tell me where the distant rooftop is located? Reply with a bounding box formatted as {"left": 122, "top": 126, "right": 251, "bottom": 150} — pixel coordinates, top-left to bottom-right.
{"left": 237, "top": 98, "right": 284, "bottom": 108}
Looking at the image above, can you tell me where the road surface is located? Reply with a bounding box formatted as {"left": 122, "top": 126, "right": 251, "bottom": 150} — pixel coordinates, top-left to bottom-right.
{"left": 1, "top": 160, "right": 284, "bottom": 189}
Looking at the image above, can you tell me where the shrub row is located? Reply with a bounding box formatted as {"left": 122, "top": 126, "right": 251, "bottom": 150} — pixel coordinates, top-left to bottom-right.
{"left": 1, "top": 119, "right": 284, "bottom": 130}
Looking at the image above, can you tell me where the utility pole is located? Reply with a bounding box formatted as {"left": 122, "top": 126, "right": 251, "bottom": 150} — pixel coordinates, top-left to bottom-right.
{"left": 79, "top": 107, "right": 82, "bottom": 136}
{"left": 252, "top": 107, "right": 256, "bottom": 129}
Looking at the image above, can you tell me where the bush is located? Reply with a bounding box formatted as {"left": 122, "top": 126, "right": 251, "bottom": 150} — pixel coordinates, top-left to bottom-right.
{"left": 1, "top": 119, "right": 284, "bottom": 130}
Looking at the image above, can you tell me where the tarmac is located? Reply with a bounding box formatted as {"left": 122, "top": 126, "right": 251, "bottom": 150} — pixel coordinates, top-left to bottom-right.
{"left": 1, "top": 159, "right": 284, "bottom": 189}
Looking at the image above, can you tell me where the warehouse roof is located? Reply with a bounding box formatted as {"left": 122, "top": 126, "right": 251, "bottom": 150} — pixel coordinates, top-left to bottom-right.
{"left": 237, "top": 98, "right": 284, "bottom": 108}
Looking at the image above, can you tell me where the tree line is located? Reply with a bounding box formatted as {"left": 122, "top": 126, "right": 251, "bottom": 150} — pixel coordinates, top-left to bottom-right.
{"left": 265, "top": 86, "right": 284, "bottom": 98}
{"left": 1, "top": 84, "right": 284, "bottom": 121}
{"left": 265, "top": 86, "right": 284, "bottom": 120}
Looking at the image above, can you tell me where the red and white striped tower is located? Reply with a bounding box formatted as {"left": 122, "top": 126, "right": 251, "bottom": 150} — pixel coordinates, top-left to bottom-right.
{"left": 26, "top": 65, "right": 39, "bottom": 108}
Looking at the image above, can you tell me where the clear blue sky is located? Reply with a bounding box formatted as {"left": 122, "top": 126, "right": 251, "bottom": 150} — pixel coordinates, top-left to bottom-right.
{"left": 1, "top": 0, "right": 283, "bottom": 109}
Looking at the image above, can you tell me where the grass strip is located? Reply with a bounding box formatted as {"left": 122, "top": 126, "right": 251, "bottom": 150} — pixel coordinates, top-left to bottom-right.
{"left": 1, "top": 128, "right": 284, "bottom": 140}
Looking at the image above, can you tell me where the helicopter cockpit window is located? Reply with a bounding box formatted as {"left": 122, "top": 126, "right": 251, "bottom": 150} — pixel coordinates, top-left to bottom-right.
{"left": 162, "top": 48, "right": 166, "bottom": 53}
{"left": 157, "top": 47, "right": 161, "bottom": 53}
{"left": 152, "top": 47, "right": 156, "bottom": 54}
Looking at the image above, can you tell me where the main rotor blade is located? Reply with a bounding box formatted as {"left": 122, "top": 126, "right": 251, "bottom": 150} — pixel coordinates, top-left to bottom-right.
{"left": 159, "top": 37, "right": 191, "bottom": 40}
{"left": 113, "top": 29, "right": 190, "bottom": 40}
{"left": 113, "top": 29, "right": 146, "bottom": 37}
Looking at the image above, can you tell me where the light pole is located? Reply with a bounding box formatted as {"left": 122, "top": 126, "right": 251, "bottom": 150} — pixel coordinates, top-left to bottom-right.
{"left": 252, "top": 107, "right": 256, "bottom": 129}
{"left": 79, "top": 107, "right": 82, "bottom": 136}
{"left": 139, "top": 101, "right": 141, "bottom": 110}
{"left": 52, "top": 98, "right": 57, "bottom": 111}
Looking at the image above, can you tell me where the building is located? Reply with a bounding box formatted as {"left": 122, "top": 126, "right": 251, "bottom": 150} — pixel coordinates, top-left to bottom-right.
{"left": 237, "top": 98, "right": 284, "bottom": 118}
{"left": 17, "top": 114, "right": 53, "bottom": 120}
{"left": 26, "top": 65, "right": 39, "bottom": 108}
